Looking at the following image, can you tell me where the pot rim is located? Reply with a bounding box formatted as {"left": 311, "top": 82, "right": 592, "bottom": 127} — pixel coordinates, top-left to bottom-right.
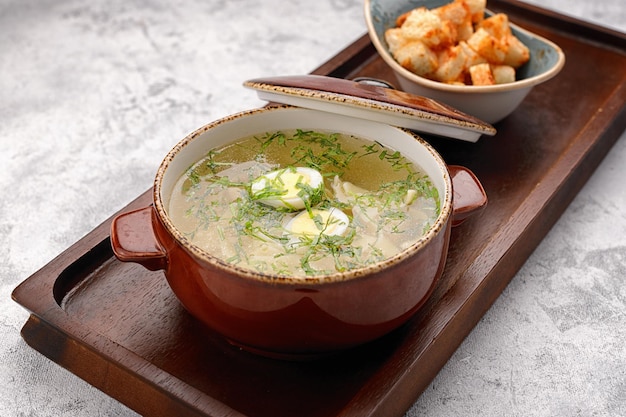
{"left": 153, "top": 105, "right": 453, "bottom": 285}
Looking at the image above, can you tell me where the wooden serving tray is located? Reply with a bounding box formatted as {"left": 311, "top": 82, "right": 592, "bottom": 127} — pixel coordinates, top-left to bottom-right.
{"left": 13, "top": 1, "right": 626, "bottom": 416}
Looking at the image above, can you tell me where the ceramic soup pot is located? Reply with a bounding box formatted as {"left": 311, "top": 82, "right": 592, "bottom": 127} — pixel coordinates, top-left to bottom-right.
{"left": 110, "top": 103, "right": 487, "bottom": 359}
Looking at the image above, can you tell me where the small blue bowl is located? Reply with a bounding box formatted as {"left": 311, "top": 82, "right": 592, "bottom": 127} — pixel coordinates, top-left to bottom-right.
{"left": 365, "top": 0, "right": 565, "bottom": 123}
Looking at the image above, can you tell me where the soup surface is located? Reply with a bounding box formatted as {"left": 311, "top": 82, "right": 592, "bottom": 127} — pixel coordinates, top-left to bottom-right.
{"left": 168, "top": 129, "right": 440, "bottom": 277}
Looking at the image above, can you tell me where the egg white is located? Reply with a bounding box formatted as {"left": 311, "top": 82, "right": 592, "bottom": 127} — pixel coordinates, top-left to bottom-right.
{"left": 249, "top": 166, "right": 324, "bottom": 211}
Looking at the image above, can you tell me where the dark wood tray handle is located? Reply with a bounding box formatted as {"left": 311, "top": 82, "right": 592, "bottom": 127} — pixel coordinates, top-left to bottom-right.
{"left": 449, "top": 165, "right": 488, "bottom": 226}
{"left": 110, "top": 206, "right": 168, "bottom": 271}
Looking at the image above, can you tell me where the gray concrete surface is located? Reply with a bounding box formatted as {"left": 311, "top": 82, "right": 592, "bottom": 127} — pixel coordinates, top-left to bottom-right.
{"left": 1, "top": 0, "right": 624, "bottom": 416}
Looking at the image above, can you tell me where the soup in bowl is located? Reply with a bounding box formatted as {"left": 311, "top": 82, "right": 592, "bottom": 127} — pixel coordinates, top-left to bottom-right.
{"left": 110, "top": 105, "right": 487, "bottom": 359}
{"left": 168, "top": 128, "right": 441, "bottom": 277}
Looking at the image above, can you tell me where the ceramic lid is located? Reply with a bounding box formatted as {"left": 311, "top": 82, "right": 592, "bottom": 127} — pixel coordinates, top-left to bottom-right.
{"left": 243, "top": 75, "right": 496, "bottom": 143}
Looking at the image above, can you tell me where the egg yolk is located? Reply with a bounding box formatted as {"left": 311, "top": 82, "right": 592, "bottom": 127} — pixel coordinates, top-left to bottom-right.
{"left": 286, "top": 208, "right": 349, "bottom": 237}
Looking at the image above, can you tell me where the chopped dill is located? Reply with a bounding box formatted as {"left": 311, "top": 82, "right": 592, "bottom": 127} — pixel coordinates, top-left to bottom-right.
{"left": 169, "top": 129, "right": 441, "bottom": 277}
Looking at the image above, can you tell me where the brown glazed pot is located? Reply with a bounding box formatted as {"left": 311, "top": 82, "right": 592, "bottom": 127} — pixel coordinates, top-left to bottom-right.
{"left": 110, "top": 106, "right": 487, "bottom": 359}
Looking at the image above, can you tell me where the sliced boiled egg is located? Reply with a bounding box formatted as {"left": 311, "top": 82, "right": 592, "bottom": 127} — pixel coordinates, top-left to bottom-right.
{"left": 285, "top": 208, "right": 350, "bottom": 237}
{"left": 249, "top": 166, "right": 324, "bottom": 211}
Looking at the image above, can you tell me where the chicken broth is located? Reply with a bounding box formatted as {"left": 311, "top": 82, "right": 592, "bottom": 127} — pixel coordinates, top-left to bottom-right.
{"left": 168, "top": 129, "right": 440, "bottom": 277}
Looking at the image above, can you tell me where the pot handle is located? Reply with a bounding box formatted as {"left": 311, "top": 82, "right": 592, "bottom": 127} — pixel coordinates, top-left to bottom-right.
{"left": 449, "top": 165, "right": 488, "bottom": 227}
{"left": 110, "top": 206, "right": 168, "bottom": 271}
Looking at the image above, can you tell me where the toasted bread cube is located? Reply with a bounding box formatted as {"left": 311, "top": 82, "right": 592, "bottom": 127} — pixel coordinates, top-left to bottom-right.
{"left": 462, "top": 0, "right": 486, "bottom": 24}
{"left": 393, "top": 40, "right": 438, "bottom": 77}
{"left": 388, "top": 0, "right": 526, "bottom": 86}
{"left": 396, "top": 10, "right": 412, "bottom": 27}
{"left": 491, "top": 65, "right": 516, "bottom": 84}
{"left": 455, "top": 18, "right": 474, "bottom": 41}
{"left": 400, "top": 8, "right": 438, "bottom": 41}
{"left": 401, "top": 7, "right": 456, "bottom": 48}
{"left": 477, "top": 13, "right": 511, "bottom": 40}
{"left": 439, "top": 19, "right": 460, "bottom": 48}
{"left": 385, "top": 27, "right": 407, "bottom": 55}
{"left": 434, "top": 44, "right": 466, "bottom": 82}
{"left": 467, "top": 27, "right": 507, "bottom": 64}
{"left": 469, "top": 63, "right": 495, "bottom": 85}
{"left": 502, "top": 34, "right": 530, "bottom": 68}
{"left": 459, "top": 40, "right": 487, "bottom": 69}
{"left": 433, "top": 0, "right": 473, "bottom": 41}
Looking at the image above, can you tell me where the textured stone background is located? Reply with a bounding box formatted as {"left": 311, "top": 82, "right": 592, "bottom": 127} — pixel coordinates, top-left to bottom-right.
{"left": 1, "top": 0, "right": 624, "bottom": 416}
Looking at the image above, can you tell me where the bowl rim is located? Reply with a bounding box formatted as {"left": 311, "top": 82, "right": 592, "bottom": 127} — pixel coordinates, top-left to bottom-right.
{"left": 364, "top": 0, "right": 566, "bottom": 94}
{"left": 153, "top": 105, "right": 453, "bottom": 285}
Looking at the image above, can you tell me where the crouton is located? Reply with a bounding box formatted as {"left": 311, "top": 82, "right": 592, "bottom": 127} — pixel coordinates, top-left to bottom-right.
{"left": 434, "top": 44, "right": 467, "bottom": 82}
{"left": 396, "top": 10, "right": 412, "bottom": 27}
{"left": 385, "top": 27, "right": 407, "bottom": 55}
{"left": 502, "top": 34, "right": 530, "bottom": 68}
{"left": 466, "top": 27, "right": 507, "bottom": 64}
{"left": 491, "top": 65, "right": 516, "bottom": 84}
{"left": 469, "top": 63, "right": 495, "bottom": 85}
{"left": 477, "top": 13, "right": 511, "bottom": 40}
{"left": 459, "top": 40, "right": 487, "bottom": 68}
{"left": 393, "top": 40, "right": 439, "bottom": 77}
{"left": 462, "top": 0, "right": 487, "bottom": 24}
{"left": 433, "top": 0, "right": 473, "bottom": 41}
{"left": 401, "top": 7, "right": 457, "bottom": 48}
{"left": 384, "top": 0, "right": 529, "bottom": 86}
